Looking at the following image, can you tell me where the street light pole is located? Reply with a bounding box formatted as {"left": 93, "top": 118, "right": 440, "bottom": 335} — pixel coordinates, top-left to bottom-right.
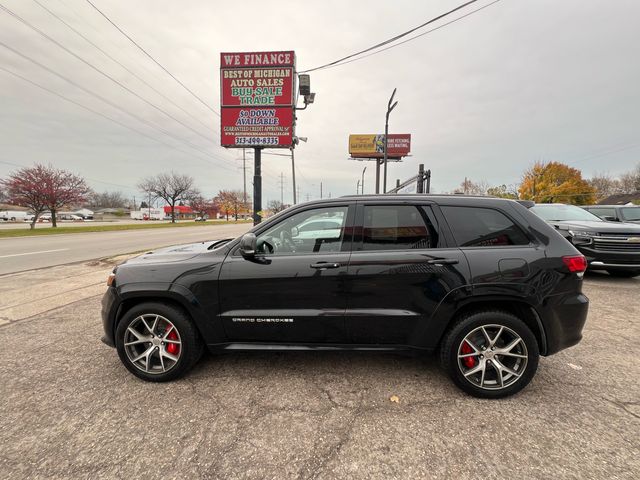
{"left": 383, "top": 88, "right": 398, "bottom": 194}
{"left": 362, "top": 166, "right": 367, "bottom": 194}
{"left": 356, "top": 179, "right": 361, "bottom": 194}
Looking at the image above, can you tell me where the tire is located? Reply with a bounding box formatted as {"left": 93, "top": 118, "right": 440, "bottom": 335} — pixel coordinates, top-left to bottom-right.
{"left": 607, "top": 270, "right": 640, "bottom": 278}
{"left": 115, "top": 302, "right": 203, "bottom": 382}
{"left": 439, "top": 311, "right": 539, "bottom": 399}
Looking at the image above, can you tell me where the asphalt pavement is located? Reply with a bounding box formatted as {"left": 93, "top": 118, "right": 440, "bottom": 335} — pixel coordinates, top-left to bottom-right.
{"left": 0, "top": 272, "right": 638, "bottom": 479}
{"left": 0, "top": 223, "right": 250, "bottom": 275}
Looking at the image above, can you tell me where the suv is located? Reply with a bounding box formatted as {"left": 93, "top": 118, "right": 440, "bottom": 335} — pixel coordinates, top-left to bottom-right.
{"left": 530, "top": 203, "right": 640, "bottom": 278}
{"left": 581, "top": 205, "right": 640, "bottom": 224}
{"left": 102, "top": 195, "right": 589, "bottom": 398}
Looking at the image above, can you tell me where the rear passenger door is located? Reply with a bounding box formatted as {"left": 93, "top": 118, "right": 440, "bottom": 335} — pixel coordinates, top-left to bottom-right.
{"left": 439, "top": 204, "right": 544, "bottom": 292}
{"left": 345, "top": 202, "right": 470, "bottom": 345}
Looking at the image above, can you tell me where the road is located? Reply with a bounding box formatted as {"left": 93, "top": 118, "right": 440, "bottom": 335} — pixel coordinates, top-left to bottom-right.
{"left": 0, "top": 223, "right": 251, "bottom": 275}
{"left": 0, "top": 273, "right": 638, "bottom": 479}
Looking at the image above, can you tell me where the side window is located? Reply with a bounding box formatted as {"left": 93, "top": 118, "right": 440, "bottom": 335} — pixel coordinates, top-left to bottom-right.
{"left": 361, "top": 205, "right": 437, "bottom": 250}
{"left": 256, "top": 206, "right": 348, "bottom": 255}
{"left": 592, "top": 208, "right": 616, "bottom": 219}
{"left": 441, "top": 206, "right": 530, "bottom": 247}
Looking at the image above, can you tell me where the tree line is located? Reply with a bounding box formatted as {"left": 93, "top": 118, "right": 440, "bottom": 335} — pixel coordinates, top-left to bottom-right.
{"left": 0, "top": 164, "right": 252, "bottom": 229}
{"left": 451, "top": 161, "right": 640, "bottom": 205}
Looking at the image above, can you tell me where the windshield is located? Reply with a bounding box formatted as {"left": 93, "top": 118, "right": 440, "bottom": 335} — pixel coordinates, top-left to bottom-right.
{"left": 530, "top": 204, "right": 603, "bottom": 222}
{"left": 621, "top": 207, "right": 640, "bottom": 221}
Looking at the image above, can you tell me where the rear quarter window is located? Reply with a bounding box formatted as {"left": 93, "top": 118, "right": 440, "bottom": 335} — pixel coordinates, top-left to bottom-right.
{"left": 441, "top": 206, "right": 530, "bottom": 247}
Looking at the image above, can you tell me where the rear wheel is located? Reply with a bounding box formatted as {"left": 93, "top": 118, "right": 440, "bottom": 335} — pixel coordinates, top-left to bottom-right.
{"left": 607, "top": 270, "right": 640, "bottom": 278}
{"left": 115, "top": 302, "right": 203, "bottom": 382}
{"left": 440, "top": 311, "right": 539, "bottom": 398}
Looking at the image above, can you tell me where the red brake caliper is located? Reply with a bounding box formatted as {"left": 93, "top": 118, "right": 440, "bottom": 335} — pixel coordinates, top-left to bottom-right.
{"left": 461, "top": 341, "right": 477, "bottom": 368}
{"left": 166, "top": 327, "right": 180, "bottom": 355}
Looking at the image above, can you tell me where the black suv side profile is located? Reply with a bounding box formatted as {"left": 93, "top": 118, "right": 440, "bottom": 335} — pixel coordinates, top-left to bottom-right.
{"left": 102, "top": 195, "right": 589, "bottom": 398}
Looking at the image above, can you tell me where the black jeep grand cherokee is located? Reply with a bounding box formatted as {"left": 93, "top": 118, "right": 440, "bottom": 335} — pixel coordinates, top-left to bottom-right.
{"left": 102, "top": 195, "right": 589, "bottom": 398}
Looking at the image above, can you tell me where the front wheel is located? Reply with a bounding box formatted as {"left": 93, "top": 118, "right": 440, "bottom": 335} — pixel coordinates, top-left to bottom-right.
{"left": 440, "top": 311, "right": 539, "bottom": 398}
{"left": 607, "top": 270, "right": 640, "bottom": 278}
{"left": 115, "top": 302, "right": 203, "bottom": 382}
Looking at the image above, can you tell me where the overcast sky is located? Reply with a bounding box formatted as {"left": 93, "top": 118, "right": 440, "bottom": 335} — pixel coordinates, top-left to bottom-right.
{"left": 1, "top": 0, "right": 638, "bottom": 204}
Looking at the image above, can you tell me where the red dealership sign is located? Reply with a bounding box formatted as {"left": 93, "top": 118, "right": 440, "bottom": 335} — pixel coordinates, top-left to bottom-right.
{"left": 220, "top": 51, "right": 295, "bottom": 148}
{"left": 221, "top": 107, "right": 293, "bottom": 147}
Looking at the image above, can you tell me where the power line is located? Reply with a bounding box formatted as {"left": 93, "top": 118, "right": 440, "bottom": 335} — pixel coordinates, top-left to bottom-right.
{"left": 0, "top": 40, "right": 237, "bottom": 173}
{"left": 0, "top": 2, "right": 218, "bottom": 148}
{"left": 0, "top": 65, "right": 234, "bottom": 174}
{"left": 299, "top": 0, "right": 480, "bottom": 73}
{"left": 84, "top": 0, "right": 220, "bottom": 117}
{"left": 0, "top": 159, "right": 137, "bottom": 191}
{"left": 32, "top": 0, "right": 216, "bottom": 136}
{"left": 315, "top": 0, "right": 502, "bottom": 72}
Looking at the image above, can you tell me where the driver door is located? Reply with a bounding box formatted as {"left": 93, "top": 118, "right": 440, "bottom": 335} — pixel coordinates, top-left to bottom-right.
{"left": 217, "top": 203, "right": 354, "bottom": 344}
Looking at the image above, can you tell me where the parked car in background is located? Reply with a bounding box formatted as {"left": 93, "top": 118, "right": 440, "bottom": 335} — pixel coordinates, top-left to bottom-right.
{"left": 102, "top": 195, "right": 590, "bottom": 398}
{"left": 529, "top": 203, "right": 640, "bottom": 277}
{"left": 194, "top": 216, "right": 208, "bottom": 222}
{"left": 581, "top": 205, "right": 640, "bottom": 224}
{"left": 0, "top": 210, "right": 28, "bottom": 222}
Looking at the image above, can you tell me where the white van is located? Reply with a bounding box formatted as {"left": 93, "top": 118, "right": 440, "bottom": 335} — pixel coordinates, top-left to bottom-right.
{"left": 0, "top": 210, "right": 28, "bottom": 222}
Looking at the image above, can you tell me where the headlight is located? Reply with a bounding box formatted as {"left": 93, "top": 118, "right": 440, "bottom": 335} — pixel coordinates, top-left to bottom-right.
{"left": 568, "top": 230, "right": 598, "bottom": 245}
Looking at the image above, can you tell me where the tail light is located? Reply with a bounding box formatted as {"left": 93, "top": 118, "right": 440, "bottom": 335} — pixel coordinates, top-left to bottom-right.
{"left": 562, "top": 255, "right": 587, "bottom": 273}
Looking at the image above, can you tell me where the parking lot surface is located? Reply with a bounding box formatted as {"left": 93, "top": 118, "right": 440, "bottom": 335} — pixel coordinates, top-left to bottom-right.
{"left": 1, "top": 273, "right": 638, "bottom": 479}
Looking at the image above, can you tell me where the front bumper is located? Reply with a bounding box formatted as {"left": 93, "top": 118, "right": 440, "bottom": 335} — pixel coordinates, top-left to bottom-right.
{"left": 576, "top": 245, "right": 640, "bottom": 271}
{"left": 101, "top": 286, "right": 119, "bottom": 348}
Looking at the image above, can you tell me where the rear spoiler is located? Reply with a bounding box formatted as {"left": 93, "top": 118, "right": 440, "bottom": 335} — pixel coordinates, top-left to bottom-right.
{"left": 516, "top": 200, "right": 535, "bottom": 209}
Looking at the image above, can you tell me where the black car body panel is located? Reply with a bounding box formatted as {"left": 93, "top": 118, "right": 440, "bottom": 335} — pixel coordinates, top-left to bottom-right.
{"left": 102, "top": 196, "right": 589, "bottom": 358}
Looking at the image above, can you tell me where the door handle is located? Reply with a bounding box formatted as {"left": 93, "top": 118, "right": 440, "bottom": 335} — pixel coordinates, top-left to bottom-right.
{"left": 426, "top": 258, "right": 459, "bottom": 266}
{"left": 310, "top": 262, "right": 340, "bottom": 269}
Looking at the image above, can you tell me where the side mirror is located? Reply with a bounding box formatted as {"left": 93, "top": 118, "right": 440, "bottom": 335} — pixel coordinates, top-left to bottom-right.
{"left": 603, "top": 216, "right": 618, "bottom": 222}
{"left": 239, "top": 233, "right": 257, "bottom": 258}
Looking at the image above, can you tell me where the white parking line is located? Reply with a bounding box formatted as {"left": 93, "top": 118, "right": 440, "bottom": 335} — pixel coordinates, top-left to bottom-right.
{"left": 0, "top": 248, "right": 69, "bottom": 259}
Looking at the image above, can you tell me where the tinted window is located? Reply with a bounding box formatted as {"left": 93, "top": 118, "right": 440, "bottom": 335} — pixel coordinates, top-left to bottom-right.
{"left": 442, "top": 206, "right": 529, "bottom": 247}
{"left": 621, "top": 207, "right": 640, "bottom": 221}
{"left": 361, "top": 205, "right": 436, "bottom": 250}
{"left": 256, "top": 206, "right": 348, "bottom": 255}
{"left": 589, "top": 208, "right": 616, "bottom": 219}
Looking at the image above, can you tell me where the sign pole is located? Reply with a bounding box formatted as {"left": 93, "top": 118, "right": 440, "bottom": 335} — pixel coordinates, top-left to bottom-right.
{"left": 375, "top": 159, "right": 381, "bottom": 194}
{"left": 253, "top": 147, "right": 262, "bottom": 225}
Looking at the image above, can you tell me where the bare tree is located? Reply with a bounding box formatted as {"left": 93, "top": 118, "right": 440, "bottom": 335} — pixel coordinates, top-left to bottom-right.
{"left": 89, "top": 190, "right": 127, "bottom": 209}
{"left": 138, "top": 172, "right": 197, "bottom": 223}
{"left": 618, "top": 163, "right": 640, "bottom": 193}
{"left": 453, "top": 178, "right": 490, "bottom": 195}
{"left": 1, "top": 164, "right": 90, "bottom": 228}
{"left": 267, "top": 199, "right": 286, "bottom": 214}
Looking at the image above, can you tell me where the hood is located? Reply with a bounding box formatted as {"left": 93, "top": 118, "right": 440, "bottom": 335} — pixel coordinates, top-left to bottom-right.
{"left": 548, "top": 220, "right": 640, "bottom": 234}
{"left": 124, "top": 239, "right": 232, "bottom": 265}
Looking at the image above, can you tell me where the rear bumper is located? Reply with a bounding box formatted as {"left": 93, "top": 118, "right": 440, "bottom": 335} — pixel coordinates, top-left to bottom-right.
{"left": 101, "top": 287, "right": 119, "bottom": 348}
{"left": 539, "top": 291, "right": 589, "bottom": 355}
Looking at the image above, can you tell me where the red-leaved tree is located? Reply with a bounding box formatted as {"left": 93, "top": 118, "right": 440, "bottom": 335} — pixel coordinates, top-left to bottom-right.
{"left": 1, "top": 164, "right": 91, "bottom": 228}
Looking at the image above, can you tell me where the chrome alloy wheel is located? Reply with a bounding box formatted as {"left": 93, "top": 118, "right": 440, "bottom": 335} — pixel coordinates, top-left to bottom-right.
{"left": 123, "top": 314, "right": 182, "bottom": 374}
{"left": 457, "top": 324, "right": 528, "bottom": 390}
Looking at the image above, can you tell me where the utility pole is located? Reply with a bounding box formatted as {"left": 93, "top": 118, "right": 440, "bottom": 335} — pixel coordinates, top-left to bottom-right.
{"left": 278, "top": 172, "right": 285, "bottom": 205}
{"left": 320, "top": 182, "right": 323, "bottom": 199}
{"left": 383, "top": 88, "right": 398, "bottom": 193}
